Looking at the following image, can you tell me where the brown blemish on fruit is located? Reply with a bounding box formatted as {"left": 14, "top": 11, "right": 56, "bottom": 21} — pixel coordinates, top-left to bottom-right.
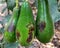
{"left": 26, "top": 23, "right": 34, "bottom": 43}
{"left": 16, "top": 31, "right": 20, "bottom": 39}
{"left": 29, "top": 26, "right": 34, "bottom": 33}
{"left": 27, "top": 33, "right": 32, "bottom": 43}
{"left": 38, "top": 22, "right": 46, "bottom": 32}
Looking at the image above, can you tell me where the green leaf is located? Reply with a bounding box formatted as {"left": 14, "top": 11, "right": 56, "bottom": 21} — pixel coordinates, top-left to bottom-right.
{"left": 0, "top": 0, "right": 5, "bottom": 4}
{"left": 48, "top": 0, "right": 60, "bottom": 22}
{"left": 3, "top": 14, "right": 12, "bottom": 23}
{"left": 1, "top": 7, "right": 7, "bottom": 13}
{"left": 4, "top": 42, "right": 18, "bottom": 48}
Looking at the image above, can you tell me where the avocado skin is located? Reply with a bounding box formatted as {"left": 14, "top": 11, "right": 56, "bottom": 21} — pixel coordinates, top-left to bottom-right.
{"left": 16, "top": 1, "right": 35, "bottom": 46}
{"left": 36, "top": 0, "right": 54, "bottom": 43}
{"left": 4, "top": 7, "right": 19, "bottom": 43}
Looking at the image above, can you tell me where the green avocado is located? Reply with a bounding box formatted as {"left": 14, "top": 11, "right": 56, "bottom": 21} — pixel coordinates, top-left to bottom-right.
{"left": 16, "top": 1, "right": 35, "bottom": 46}
{"left": 36, "top": 0, "right": 54, "bottom": 43}
{"left": 4, "top": 7, "right": 19, "bottom": 43}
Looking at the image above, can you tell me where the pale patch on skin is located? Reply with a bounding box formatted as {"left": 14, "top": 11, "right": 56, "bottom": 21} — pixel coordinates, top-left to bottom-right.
{"left": 26, "top": 23, "right": 34, "bottom": 43}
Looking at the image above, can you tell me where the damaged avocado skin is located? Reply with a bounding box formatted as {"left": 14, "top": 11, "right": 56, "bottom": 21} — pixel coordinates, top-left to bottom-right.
{"left": 36, "top": 0, "right": 54, "bottom": 43}
{"left": 16, "top": 1, "right": 35, "bottom": 46}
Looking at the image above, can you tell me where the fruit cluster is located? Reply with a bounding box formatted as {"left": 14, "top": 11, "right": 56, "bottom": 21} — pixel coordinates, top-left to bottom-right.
{"left": 4, "top": 0, "right": 54, "bottom": 46}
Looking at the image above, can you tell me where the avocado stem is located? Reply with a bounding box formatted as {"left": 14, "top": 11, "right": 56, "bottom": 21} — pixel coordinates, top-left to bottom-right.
{"left": 16, "top": 0, "right": 18, "bottom": 8}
